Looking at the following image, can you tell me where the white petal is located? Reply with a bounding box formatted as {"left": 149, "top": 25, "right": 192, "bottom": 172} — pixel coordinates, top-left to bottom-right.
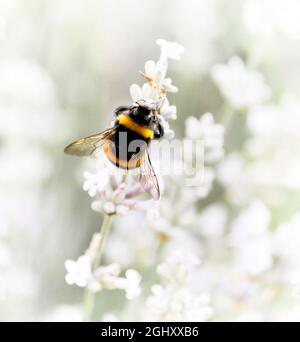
{"left": 200, "top": 112, "right": 214, "bottom": 125}
{"left": 75, "top": 278, "right": 88, "bottom": 287}
{"left": 162, "top": 78, "right": 178, "bottom": 92}
{"left": 103, "top": 202, "right": 116, "bottom": 215}
{"left": 156, "top": 39, "right": 184, "bottom": 60}
{"left": 78, "top": 255, "right": 91, "bottom": 272}
{"left": 141, "top": 83, "right": 152, "bottom": 99}
{"left": 160, "top": 104, "right": 177, "bottom": 120}
{"left": 124, "top": 269, "right": 142, "bottom": 299}
{"left": 126, "top": 269, "right": 142, "bottom": 282}
{"left": 167, "top": 85, "right": 178, "bottom": 93}
{"left": 145, "top": 60, "right": 156, "bottom": 78}
{"left": 65, "top": 260, "right": 76, "bottom": 273}
{"left": 65, "top": 273, "right": 75, "bottom": 285}
{"left": 83, "top": 171, "right": 92, "bottom": 181}
{"left": 130, "top": 84, "right": 142, "bottom": 102}
{"left": 91, "top": 200, "right": 102, "bottom": 213}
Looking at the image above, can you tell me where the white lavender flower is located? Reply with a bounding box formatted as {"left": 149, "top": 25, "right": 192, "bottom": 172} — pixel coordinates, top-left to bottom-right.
{"left": 147, "top": 285, "right": 212, "bottom": 322}
{"left": 130, "top": 39, "right": 183, "bottom": 137}
{"left": 183, "top": 113, "right": 224, "bottom": 198}
{"left": 198, "top": 203, "right": 227, "bottom": 238}
{"left": 65, "top": 255, "right": 93, "bottom": 288}
{"left": 211, "top": 56, "right": 271, "bottom": 111}
{"left": 217, "top": 152, "right": 252, "bottom": 206}
{"left": 94, "top": 266, "right": 141, "bottom": 299}
{"left": 147, "top": 252, "right": 213, "bottom": 322}
{"left": 65, "top": 256, "right": 141, "bottom": 299}
{"left": 228, "top": 200, "right": 273, "bottom": 275}
{"left": 121, "top": 269, "right": 142, "bottom": 300}
{"left": 83, "top": 170, "right": 109, "bottom": 197}
{"left": 273, "top": 214, "right": 300, "bottom": 283}
{"left": 246, "top": 94, "right": 300, "bottom": 190}
{"left": 83, "top": 169, "right": 156, "bottom": 215}
{"left": 156, "top": 39, "right": 184, "bottom": 61}
{"left": 185, "top": 112, "right": 224, "bottom": 163}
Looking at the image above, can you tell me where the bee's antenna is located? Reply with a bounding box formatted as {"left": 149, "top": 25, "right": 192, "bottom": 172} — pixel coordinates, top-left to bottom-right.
{"left": 136, "top": 99, "right": 146, "bottom": 107}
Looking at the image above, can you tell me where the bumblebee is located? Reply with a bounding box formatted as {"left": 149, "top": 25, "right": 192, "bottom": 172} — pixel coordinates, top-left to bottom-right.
{"left": 64, "top": 101, "right": 164, "bottom": 199}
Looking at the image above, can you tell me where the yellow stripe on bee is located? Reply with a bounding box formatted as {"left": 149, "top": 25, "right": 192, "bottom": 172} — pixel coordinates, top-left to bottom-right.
{"left": 117, "top": 114, "right": 154, "bottom": 139}
{"left": 103, "top": 140, "right": 143, "bottom": 169}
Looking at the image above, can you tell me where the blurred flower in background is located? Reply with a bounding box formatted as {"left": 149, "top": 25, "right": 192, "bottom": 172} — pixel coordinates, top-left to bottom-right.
{"left": 211, "top": 56, "right": 271, "bottom": 111}
{"left": 1, "top": 0, "right": 300, "bottom": 322}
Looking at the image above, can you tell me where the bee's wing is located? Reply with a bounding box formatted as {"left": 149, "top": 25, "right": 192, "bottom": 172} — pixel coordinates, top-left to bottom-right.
{"left": 64, "top": 126, "right": 117, "bottom": 156}
{"left": 131, "top": 147, "right": 160, "bottom": 200}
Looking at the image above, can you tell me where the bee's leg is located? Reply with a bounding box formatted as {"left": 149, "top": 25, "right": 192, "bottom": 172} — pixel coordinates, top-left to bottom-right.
{"left": 153, "top": 122, "right": 164, "bottom": 139}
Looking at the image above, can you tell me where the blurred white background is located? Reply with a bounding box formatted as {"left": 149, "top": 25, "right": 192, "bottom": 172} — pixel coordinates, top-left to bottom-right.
{"left": 1, "top": 0, "right": 300, "bottom": 321}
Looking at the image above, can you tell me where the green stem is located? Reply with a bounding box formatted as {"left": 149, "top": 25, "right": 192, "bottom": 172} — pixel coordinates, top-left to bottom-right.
{"left": 82, "top": 214, "right": 113, "bottom": 322}
{"left": 82, "top": 288, "right": 94, "bottom": 322}
{"left": 92, "top": 215, "right": 113, "bottom": 271}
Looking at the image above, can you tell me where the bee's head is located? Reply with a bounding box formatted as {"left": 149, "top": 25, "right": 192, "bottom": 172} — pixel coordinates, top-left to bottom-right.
{"left": 130, "top": 100, "right": 155, "bottom": 124}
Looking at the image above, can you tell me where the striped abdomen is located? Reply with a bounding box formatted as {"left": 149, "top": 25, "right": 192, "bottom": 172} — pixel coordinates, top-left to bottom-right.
{"left": 103, "top": 114, "right": 154, "bottom": 169}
